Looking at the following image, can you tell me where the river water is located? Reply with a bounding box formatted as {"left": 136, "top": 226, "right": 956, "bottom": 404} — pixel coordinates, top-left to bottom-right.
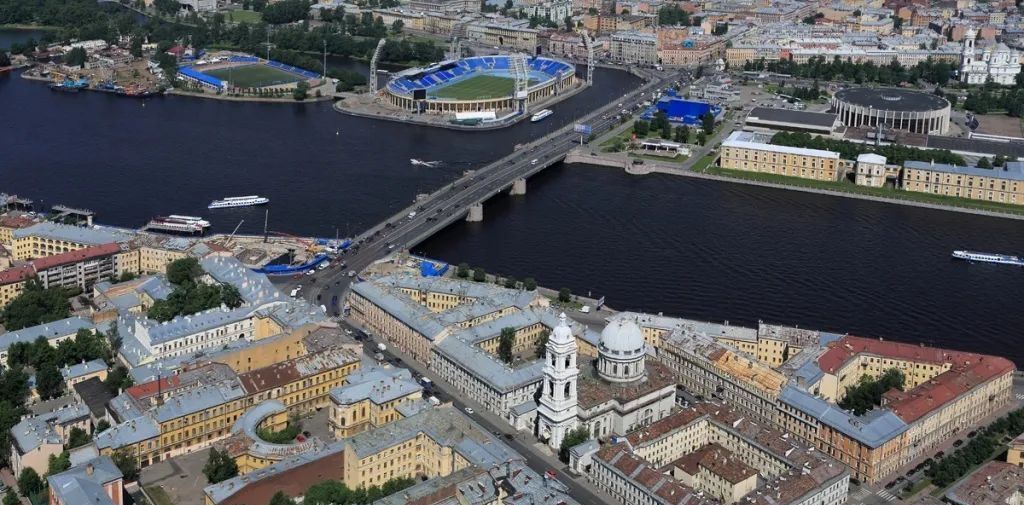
{"left": 3, "top": 63, "right": 1023, "bottom": 365}
{"left": 0, "top": 28, "right": 47, "bottom": 51}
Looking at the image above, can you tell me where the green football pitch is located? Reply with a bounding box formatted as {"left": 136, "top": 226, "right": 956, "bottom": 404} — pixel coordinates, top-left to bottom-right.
{"left": 431, "top": 74, "right": 537, "bottom": 100}
{"left": 204, "top": 64, "right": 300, "bottom": 88}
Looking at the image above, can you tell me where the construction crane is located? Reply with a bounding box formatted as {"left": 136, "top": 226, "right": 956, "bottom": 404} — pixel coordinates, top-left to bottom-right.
{"left": 224, "top": 220, "right": 245, "bottom": 248}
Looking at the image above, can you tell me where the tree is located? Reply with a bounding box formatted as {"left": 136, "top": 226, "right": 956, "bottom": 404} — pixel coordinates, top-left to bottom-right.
{"left": 523, "top": 277, "right": 537, "bottom": 291}
{"left": 472, "top": 267, "right": 486, "bottom": 282}
{"left": 675, "top": 125, "right": 690, "bottom": 144}
{"left": 166, "top": 258, "right": 202, "bottom": 285}
{"left": 696, "top": 131, "right": 707, "bottom": 145}
{"left": 3, "top": 489, "right": 19, "bottom": 505}
{"left": 976, "top": 156, "right": 992, "bottom": 169}
{"left": 558, "top": 426, "right": 590, "bottom": 462}
{"left": 47, "top": 452, "right": 70, "bottom": 475}
{"left": 504, "top": 277, "right": 518, "bottom": 289}
{"left": 203, "top": 448, "right": 239, "bottom": 484}
{"left": 993, "top": 155, "right": 1007, "bottom": 167}
{"left": 293, "top": 81, "right": 310, "bottom": 101}
{"left": 838, "top": 368, "right": 905, "bottom": 415}
{"left": 0, "top": 52, "right": 11, "bottom": 68}
{"left": 534, "top": 329, "right": 550, "bottom": 358}
{"left": 456, "top": 263, "right": 470, "bottom": 278}
{"left": 269, "top": 491, "right": 297, "bottom": 505}
{"left": 67, "top": 427, "right": 90, "bottom": 449}
{"left": 632, "top": 120, "right": 649, "bottom": 136}
{"left": 17, "top": 468, "right": 42, "bottom": 498}
{"left": 564, "top": 15, "right": 573, "bottom": 31}
{"left": 111, "top": 449, "right": 139, "bottom": 482}
{"left": 391, "top": 19, "right": 404, "bottom": 33}
{"left": 701, "top": 111, "right": 715, "bottom": 135}
{"left": 660, "top": 121, "right": 672, "bottom": 139}
{"left": 557, "top": 287, "right": 571, "bottom": 303}
{"left": 498, "top": 327, "right": 515, "bottom": 363}
{"left": 104, "top": 365, "right": 133, "bottom": 394}
{"left": 892, "top": 15, "right": 903, "bottom": 30}
{"left": 35, "top": 361, "right": 63, "bottom": 400}
{"left": 96, "top": 419, "right": 111, "bottom": 433}
{"left": 153, "top": 0, "right": 180, "bottom": 15}
{"left": 1, "top": 281, "right": 72, "bottom": 331}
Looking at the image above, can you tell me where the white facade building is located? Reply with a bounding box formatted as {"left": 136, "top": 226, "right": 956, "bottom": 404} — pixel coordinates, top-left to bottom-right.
{"left": 960, "top": 28, "right": 1021, "bottom": 85}
{"left": 537, "top": 313, "right": 580, "bottom": 449}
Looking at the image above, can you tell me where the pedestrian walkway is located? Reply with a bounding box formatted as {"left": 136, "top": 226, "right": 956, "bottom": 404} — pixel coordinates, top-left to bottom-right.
{"left": 876, "top": 489, "right": 899, "bottom": 502}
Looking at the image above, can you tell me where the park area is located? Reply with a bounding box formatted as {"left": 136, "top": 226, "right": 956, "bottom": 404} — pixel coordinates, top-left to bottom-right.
{"left": 432, "top": 74, "right": 531, "bottom": 100}
{"left": 204, "top": 64, "right": 299, "bottom": 88}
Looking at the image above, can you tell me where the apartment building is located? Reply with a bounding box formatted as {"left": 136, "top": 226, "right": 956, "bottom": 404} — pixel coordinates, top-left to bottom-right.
{"left": 328, "top": 367, "right": 423, "bottom": 438}
{"left": 47, "top": 455, "right": 124, "bottom": 505}
{"left": 0, "top": 316, "right": 96, "bottom": 364}
{"left": 901, "top": 160, "right": 1024, "bottom": 205}
{"left": 203, "top": 405, "right": 579, "bottom": 505}
{"left": 0, "top": 265, "right": 34, "bottom": 307}
{"left": 720, "top": 131, "right": 843, "bottom": 181}
{"left": 610, "top": 31, "right": 658, "bottom": 65}
{"left": 0, "top": 214, "right": 36, "bottom": 246}
{"left": 585, "top": 403, "right": 850, "bottom": 505}
{"left": 10, "top": 401, "right": 91, "bottom": 476}
{"left": 11, "top": 223, "right": 130, "bottom": 261}
{"left": 30, "top": 242, "right": 130, "bottom": 290}
{"left": 96, "top": 348, "right": 359, "bottom": 467}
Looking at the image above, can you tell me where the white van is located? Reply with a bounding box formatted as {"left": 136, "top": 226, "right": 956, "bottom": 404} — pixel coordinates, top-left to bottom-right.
{"left": 531, "top": 159, "right": 539, "bottom": 165}
{"left": 408, "top": 211, "right": 417, "bottom": 218}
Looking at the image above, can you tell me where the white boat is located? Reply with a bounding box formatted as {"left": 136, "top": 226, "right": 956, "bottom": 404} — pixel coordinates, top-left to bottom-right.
{"left": 530, "top": 109, "right": 553, "bottom": 122}
{"left": 167, "top": 215, "right": 211, "bottom": 228}
{"left": 208, "top": 195, "right": 270, "bottom": 209}
{"left": 951, "top": 250, "right": 1024, "bottom": 266}
{"left": 150, "top": 217, "right": 205, "bottom": 233}
{"left": 410, "top": 159, "right": 440, "bottom": 167}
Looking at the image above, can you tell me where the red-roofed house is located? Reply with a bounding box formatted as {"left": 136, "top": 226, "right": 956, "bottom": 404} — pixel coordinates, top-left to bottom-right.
{"left": 813, "top": 335, "right": 1015, "bottom": 476}
{"left": 0, "top": 215, "right": 37, "bottom": 246}
{"left": 30, "top": 242, "right": 128, "bottom": 290}
{"left": 0, "top": 264, "right": 35, "bottom": 306}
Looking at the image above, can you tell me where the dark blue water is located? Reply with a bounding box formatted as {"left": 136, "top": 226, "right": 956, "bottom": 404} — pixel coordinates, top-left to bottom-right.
{"left": 419, "top": 164, "right": 1024, "bottom": 365}
{"left": 4, "top": 63, "right": 1023, "bottom": 365}
{"left": 0, "top": 28, "right": 46, "bottom": 51}
{"left": 0, "top": 64, "right": 639, "bottom": 237}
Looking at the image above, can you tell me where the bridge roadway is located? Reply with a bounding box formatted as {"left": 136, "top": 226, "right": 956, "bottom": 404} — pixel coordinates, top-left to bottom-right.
{"left": 280, "top": 70, "right": 684, "bottom": 310}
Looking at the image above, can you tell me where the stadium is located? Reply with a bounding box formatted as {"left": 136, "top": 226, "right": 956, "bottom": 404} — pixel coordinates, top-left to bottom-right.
{"left": 177, "top": 54, "right": 323, "bottom": 92}
{"left": 831, "top": 87, "right": 951, "bottom": 135}
{"left": 383, "top": 55, "right": 578, "bottom": 116}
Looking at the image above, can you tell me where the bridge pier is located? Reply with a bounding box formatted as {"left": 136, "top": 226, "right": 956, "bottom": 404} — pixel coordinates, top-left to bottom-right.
{"left": 466, "top": 203, "right": 483, "bottom": 222}
{"left": 510, "top": 178, "right": 527, "bottom": 196}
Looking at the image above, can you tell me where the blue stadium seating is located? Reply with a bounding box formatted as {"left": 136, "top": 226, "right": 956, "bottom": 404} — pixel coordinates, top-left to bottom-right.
{"left": 386, "top": 56, "right": 572, "bottom": 96}
{"left": 178, "top": 66, "right": 224, "bottom": 89}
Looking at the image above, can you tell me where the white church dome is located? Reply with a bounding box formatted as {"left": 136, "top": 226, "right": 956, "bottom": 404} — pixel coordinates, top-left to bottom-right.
{"left": 599, "top": 319, "right": 645, "bottom": 354}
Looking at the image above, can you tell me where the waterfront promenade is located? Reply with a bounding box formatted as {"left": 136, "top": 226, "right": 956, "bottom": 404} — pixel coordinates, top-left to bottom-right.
{"left": 566, "top": 149, "right": 1024, "bottom": 221}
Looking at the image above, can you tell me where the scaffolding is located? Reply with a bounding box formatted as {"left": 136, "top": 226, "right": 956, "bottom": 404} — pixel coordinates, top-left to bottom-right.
{"left": 369, "top": 38, "right": 387, "bottom": 95}
{"left": 511, "top": 53, "right": 530, "bottom": 114}
{"left": 582, "top": 29, "right": 595, "bottom": 86}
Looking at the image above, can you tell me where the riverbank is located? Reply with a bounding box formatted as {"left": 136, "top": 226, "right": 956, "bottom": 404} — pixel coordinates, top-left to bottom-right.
{"left": 0, "top": 24, "right": 59, "bottom": 31}
{"left": 565, "top": 149, "right": 1024, "bottom": 221}
{"left": 167, "top": 87, "right": 334, "bottom": 103}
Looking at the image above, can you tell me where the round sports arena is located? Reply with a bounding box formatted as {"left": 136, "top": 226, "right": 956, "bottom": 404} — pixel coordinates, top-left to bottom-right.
{"left": 384, "top": 55, "right": 577, "bottom": 114}
{"left": 831, "top": 87, "right": 951, "bottom": 135}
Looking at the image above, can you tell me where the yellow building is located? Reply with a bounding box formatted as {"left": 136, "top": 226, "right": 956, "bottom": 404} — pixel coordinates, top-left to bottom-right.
{"left": 0, "top": 215, "right": 37, "bottom": 246}
{"left": 373, "top": 9, "right": 424, "bottom": 30}
{"left": 720, "top": 131, "right": 842, "bottom": 182}
{"left": 11, "top": 222, "right": 129, "bottom": 261}
{"left": 0, "top": 265, "right": 33, "bottom": 307}
{"left": 97, "top": 348, "right": 360, "bottom": 467}
{"left": 1008, "top": 433, "right": 1024, "bottom": 467}
{"left": 901, "top": 160, "right": 1024, "bottom": 206}
{"left": 329, "top": 367, "right": 423, "bottom": 438}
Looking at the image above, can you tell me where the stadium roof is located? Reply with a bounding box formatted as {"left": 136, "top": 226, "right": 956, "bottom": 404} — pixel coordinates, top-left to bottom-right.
{"left": 834, "top": 87, "right": 949, "bottom": 112}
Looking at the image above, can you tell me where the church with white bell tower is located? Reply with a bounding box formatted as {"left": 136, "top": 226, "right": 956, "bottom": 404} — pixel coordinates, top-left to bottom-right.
{"left": 537, "top": 313, "right": 579, "bottom": 449}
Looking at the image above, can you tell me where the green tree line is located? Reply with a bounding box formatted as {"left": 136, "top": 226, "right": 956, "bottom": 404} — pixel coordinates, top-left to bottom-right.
{"left": 770, "top": 131, "right": 966, "bottom": 166}
{"left": 743, "top": 55, "right": 957, "bottom": 86}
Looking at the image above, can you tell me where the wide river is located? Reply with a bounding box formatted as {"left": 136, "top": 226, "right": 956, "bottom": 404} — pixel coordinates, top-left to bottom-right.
{"left": 3, "top": 64, "right": 1023, "bottom": 365}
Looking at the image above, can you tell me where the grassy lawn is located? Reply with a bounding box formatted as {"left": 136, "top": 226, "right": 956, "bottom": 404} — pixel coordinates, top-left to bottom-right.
{"left": 704, "top": 166, "right": 1024, "bottom": 216}
{"left": 901, "top": 478, "right": 932, "bottom": 499}
{"left": 204, "top": 64, "right": 299, "bottom": 88}
{"left": 144, "top": 486, "right": 174, "bottom": 505}
{"left": 224, "top": 9, "right": 262, "bottom": 23}
{"left": 691, "top": 153, "right": 718, "bottom": 172}
{"left": 432, "top": 74, "right": 535, "bottom": 100}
